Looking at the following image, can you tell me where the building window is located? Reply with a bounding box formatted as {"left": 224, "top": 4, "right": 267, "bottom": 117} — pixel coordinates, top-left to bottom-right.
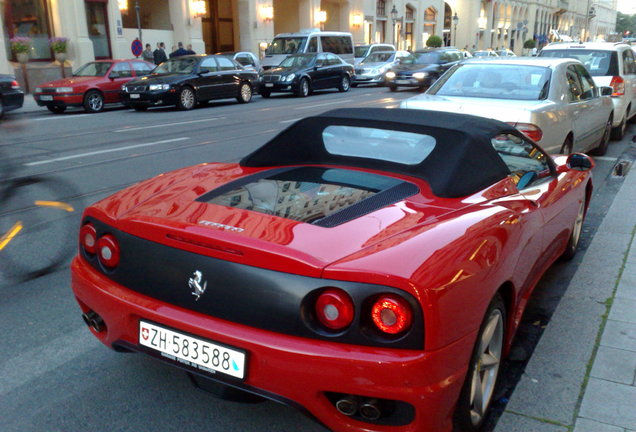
{"left": 405, "top": 6, "right": 414, "bottom": 50}
{"left": 377, "top": 0, "right": 386, "bottom": 18}
{"left": 424, "top": 7, "right": 436, "bottom": 39}
{"left": 120, "top": 0, "right": 171, "bottom": 30}
{"left": 405, "top": 6, "right": 414, "bottom": 21}
{"left": 377, "top": 19, "right": 386, "bottom": 43}
{"left": 3, "top": 0, "right": 53, "bottom": 61}
{"left": 85, "top": 0, "right": 111, "bottom": 59}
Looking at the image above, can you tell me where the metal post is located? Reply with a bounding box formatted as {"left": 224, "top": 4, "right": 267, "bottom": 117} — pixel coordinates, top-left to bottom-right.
{"left": 135, "top": 1, "right": 142, "bottom": 44}
{"left": 583, "top": 0, "right": 591, "bottom": 42}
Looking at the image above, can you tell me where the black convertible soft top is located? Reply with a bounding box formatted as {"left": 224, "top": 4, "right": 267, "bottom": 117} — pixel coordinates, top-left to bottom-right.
{"left": 240, "top": 108, "right": 518, "bottom": 198}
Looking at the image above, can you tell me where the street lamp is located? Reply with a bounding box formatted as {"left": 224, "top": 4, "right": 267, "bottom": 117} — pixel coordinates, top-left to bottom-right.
{"left": 134, "top": 1, "right": 142, "bottom": 45}
{"left": 452, "top": 13, "right": 459, "bottom": 47}
{"left": 390, "top": 5, "right": 402, "bottom": 49}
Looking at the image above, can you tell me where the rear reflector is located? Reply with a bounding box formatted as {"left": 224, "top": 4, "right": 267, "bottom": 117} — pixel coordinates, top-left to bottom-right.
{"left": 80, "top": 223, "right": 97, "bottom": 254}
{"left": 609, "top": 76, "right": 625, "bottom": 97}
{"left": 315, "top": 288, "right": 355, "bottom": 331}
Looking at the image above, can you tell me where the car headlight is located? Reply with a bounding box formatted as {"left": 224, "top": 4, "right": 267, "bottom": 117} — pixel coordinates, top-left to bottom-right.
{"left": 121, "top": 84, "right": 127, "bottom": 91}
{"left": 35, "top": 87, "right": 42, "bottom": 93}
{"left": 412, "top": 72, "right": 428, "bottom": 80}
{"left": 285, "top": 73, "right": 295, "bottom": 82}
{"left": 148, "top": 84, "right": 170, "bottom": 91}
{"left": 385, "top": 71, "right": 396, "bottom": 79}
{"left": 55, "top": 87, "right": 73, "bottom": 93}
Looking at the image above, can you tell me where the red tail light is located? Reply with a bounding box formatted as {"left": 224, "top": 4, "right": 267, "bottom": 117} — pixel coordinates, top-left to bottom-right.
{"left": 609, "top": 76, "right": 625, "bottom": 96}
{"left": 10, "top": 80, "right": 20, "bottom": 90}
{"left": 371, "top": 295, "right": 412, "bottom": 335}
{"left": 508, "top": 122, "right": 543, "bottom": 142}
{"left": 315, "top": 288, "right": 355, "bottom": 331}
{"left": 79, "top": 223, "right": 97, "bottom": 254}
{"left": 96, "top": 234, "right": 120, "bottom": 268}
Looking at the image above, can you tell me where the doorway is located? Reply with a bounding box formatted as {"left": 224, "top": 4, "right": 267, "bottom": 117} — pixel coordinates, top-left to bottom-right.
{"left": 202, "top": 0, "right": 235, "bottom": 53}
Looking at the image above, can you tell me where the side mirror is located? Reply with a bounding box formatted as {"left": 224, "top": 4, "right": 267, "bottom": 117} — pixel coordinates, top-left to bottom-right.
{"left": 600, "top": 86, "right": 613, "bottom": 96}
{"left": 566, "top": 153, "right": 594, "bottom": 171}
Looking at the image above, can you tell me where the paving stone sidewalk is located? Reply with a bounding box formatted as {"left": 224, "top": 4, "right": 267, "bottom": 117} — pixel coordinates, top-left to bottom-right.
{"left": 495, "top": 161, "right": 636, "bottom": 431}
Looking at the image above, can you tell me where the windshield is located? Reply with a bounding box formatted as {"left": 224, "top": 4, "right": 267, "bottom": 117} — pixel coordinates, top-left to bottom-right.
{"left": 279, "top": 55, "right": 313, "bottom": 68}
{"left": 266, "top": 37, "right": 307, "bottom": 55}
{"left": 153, "top": 58, "right": 197, "bottom": 74}
{"left": 539, "top": 49, "right": 615, "bottom": 76}
{"left": 73, "top": 62, "right": 112, "bottom": 77}
{"left": 402, "top": 52, "right": 439, "bottom": 65}
{"left": 362, "top": 53, "right": 394, "bottom": 64}
{"left": 355, "top": 46, "right": 370, "bottom": 57}
{"left": 429, "top": 64, "right": 552, "bottom": 101}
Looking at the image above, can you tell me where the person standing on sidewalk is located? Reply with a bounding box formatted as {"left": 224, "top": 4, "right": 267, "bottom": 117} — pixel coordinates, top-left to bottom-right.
{"left": 153, "top": 42, "right": 167, "bottom": 65}
{"left": 170, "top": 42, "right": 188, "bottom": 58}
{"left": 142, "top": 44, "right": 154, "bottom": 63}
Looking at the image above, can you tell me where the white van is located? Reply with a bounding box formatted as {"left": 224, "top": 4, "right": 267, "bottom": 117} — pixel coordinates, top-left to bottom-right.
{"left": 261, "top": 29, "right": 354, "bottom": 70}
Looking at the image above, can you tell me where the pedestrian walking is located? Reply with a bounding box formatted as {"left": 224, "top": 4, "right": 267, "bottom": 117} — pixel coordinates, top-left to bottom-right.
{"left": 153, "top": 42, "right": 167, "bottom": 64}
{"left": 142, "top": 43, "right": 154, "bottom": 63}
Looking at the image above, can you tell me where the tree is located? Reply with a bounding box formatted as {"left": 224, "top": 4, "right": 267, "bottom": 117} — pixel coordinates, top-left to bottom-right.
{"left": 523, "top": 39, "right": 537, "bottom": 49}
{"left": 616, "top": 12, "right": 636, "bottom": 37}
{"left": 426, "top": 35, "right": 443, "bottom": 48}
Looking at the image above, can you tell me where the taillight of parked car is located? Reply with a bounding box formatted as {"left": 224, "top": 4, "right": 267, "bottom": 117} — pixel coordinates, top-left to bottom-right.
{"left": 370, "top": 295, "right": 412, "bottom": 335}
{"left": 315, "top": 288, "right": 355, "bottom": 331}
{"left": 10, "top": 80, "right": 20, "bottom": 90}
{"left": 79, "top": 223, "right": 97, "bottom": 254}
{"left": 609, "top": 76, "right": 625, "bottom": 97}
{"left": 96, "top": 234, "right": 120, "bottom": 268}
{"left": 508, "top": 122, "right": 543, "bottom": 142}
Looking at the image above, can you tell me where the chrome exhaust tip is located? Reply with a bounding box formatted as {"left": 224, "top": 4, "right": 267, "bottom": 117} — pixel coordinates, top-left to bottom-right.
{"left": 82, "top": 310, "right": 105, "bottom": 332}
{"left": 359, "top": 398, "right": 382, "bottom": 421}
{"left": 335, "top": 396, "right": 360, "bottom": 416}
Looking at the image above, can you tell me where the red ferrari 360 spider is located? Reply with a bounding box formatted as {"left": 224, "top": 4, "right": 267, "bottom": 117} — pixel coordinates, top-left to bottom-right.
{"left": 71, "top": 108, "right": 593, "bottom": 432}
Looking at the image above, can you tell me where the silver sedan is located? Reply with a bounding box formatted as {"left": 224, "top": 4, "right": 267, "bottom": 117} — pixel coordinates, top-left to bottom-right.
{"left": 400, "top": 57, "right": 615, "bottom": 155}
{"left": 352, "top": 50, "right": 411, "bottom": 87}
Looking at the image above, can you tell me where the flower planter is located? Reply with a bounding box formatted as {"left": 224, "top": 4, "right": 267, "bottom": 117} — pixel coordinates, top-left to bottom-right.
{"left": 16, "top": 52, "right": 29, "bottom": 64}
{"left": 55, "top": 52, "right": 67, "bottom": 64}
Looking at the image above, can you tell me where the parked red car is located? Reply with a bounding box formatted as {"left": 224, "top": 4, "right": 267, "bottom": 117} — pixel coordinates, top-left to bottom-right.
{"left": 34, "top": 59, "right": 155, "bottom": 113}
{"left": 71, "top": 108, "right": 593, "bottom": 432}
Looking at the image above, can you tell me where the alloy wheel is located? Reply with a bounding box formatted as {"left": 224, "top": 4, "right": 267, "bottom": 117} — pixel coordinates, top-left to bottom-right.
{"left": 238, "top": 83, "right": 252, "bottom": 103}
{"left": 469, "top": 309, "right": 503, "bottom": 426}
{"left": 180, "top": 88, "right": 195, "bottom": 110}
{"left": 84, "top": 91, "right": 104, "bottom": 113}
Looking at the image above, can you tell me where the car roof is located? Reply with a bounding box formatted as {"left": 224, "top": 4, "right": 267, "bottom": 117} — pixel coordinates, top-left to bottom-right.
{"left": 463, "top": 56, "right": 573, "bottom": 67}
{"left": 542, "top": 42, "right": 631, "bottom": 51}
{"left": 240, "top": 108, "right": 517, "bottom": 198}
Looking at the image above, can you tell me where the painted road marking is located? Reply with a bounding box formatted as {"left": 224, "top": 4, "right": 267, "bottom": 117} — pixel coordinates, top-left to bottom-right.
{"left": 115, "top": 117, "right": 224, "bottom": 132}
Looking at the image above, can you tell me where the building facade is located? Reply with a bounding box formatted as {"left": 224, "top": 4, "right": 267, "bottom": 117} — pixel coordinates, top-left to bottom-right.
{"left": 1, "top": 0, "right": 618, "bottom": 89}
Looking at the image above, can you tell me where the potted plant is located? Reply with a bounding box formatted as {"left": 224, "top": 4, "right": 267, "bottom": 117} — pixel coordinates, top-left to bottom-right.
{"left": 426, "top": 35, "right": 443, "bottom": 48}
{"left": 10, "top": 37, "right": 31, "bottom": 64}
{"left": 50, "top": 37, "right": 69, "bottom": 63}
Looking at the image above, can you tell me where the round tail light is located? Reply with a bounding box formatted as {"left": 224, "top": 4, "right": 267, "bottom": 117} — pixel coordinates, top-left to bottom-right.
{"left": 315, "top": 288, "right": 355, "bottom": 331}
{"left": 79, "top": 223, "right": 97, "bottom": 254}
{"left": 371, "top": 295, "right": 412, "bottom": 335}
{"left": 96, "top": 234, "right": 120, "bottom": 268}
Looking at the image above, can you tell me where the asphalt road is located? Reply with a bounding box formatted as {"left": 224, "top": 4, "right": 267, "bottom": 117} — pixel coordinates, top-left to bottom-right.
{"left": 0, "top": 87, "right": 634, "bottom": 432}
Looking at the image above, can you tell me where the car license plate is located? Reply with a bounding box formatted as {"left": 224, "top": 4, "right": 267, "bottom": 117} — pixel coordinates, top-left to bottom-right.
{"left": 265, "top": 83, "right": 274, "bottom": 87}
{"left": 129, "top": 93, "right": 140, "bottom": 99}
{"left": 40, "top": 95, "right": 53, "bottom": 101}
{"left": 396, "top": 79, "right": 411, "bottom": 85}
{"left": 139, "top": 321, "right": 246, "bottom": 380}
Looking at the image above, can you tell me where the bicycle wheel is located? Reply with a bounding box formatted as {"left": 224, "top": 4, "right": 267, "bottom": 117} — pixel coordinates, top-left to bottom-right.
{"left": 0, "top": 175, "right": 83, "bottom": 281}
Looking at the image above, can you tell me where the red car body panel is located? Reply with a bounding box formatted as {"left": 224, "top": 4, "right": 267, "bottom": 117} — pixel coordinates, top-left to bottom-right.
{"left": 34, "top": 59, "right": 154, "bottom": 108}
{"left": 71, "top": 110, "right": 593, "bottom": 431}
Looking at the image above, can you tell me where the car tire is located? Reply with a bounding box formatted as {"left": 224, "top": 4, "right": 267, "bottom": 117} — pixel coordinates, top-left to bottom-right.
{"left": 562, "top": 197, "right": 586, "bottom": 261}
{"left": 592, "top": 115, "right": 612, "bottom": 156}
{"left": 389, "top": 85, "right": 397, "bottom": 92}
{"left": 610, "top": 113, "right": 626, "bottom": 140}
{"left": 133, "top": 106, "right": 148, "bottom": 112}
{"left": 260, "top": 90, "right": 271, "bottom": 98}
{"left": 177, "top": 86, "right": 196, "bottom": 110}
{"left": 338, "top": 75, "right": 350, "bottom": 92}
{"left": 295, "top": 78, "right": 310, "bottom": 97}
{"left": 560, "top": 136, "right": 573, "bottom": 154}
{"left": 453, "top": 293, "right": 506, "bottom": 432}
{"left": 236, "top": 82, "right": 252, "bottom": 103}
{"left": 83, "top": 90, "right": 104, "bottom": 113}
{"left": 47, "top": 105, "right": 66, "bottom": 114}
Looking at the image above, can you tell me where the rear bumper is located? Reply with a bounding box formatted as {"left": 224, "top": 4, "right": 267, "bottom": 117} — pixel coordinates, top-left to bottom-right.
{"left": 71, "top": 255, "right": 474, "bottom": 432}
{"left": 352, "top": 75, "right": 384, "bottom": 85}
{"left": 1, "top": 89, "right": 25, "bottom": 111}
{"left": 258, "top": 82, "right": 296, "bottom": 93}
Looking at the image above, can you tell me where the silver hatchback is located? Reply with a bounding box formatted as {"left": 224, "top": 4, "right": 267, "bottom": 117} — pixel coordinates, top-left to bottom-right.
{"left": 400, "top": 57, "right": 614, "bottom": 155}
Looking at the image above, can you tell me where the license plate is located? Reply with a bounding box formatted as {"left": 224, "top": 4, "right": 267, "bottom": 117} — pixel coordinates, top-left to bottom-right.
{"left": 139, "top": 321, "right": 246, "bottom": 380}
{"left": 40, "top": 95, "right": 53, "bottom": 101}
{"left": 396, "top": 79, "right": 412, "bottom": 85}
{"left": 264, "top": 83, "right": 274, "bottom": 87}
{"left": 129, "top": 93, "right": 140, "bottom": 99}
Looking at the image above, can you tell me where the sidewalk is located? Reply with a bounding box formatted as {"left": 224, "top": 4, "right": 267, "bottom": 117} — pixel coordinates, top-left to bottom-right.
{"left": 495, "top": 152, "right": 636, "bottom": 431}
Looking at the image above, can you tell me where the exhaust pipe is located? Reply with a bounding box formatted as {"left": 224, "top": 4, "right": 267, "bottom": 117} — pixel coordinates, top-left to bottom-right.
{"left": 82, "top": 310, "right": 105, "bottom": 332}
{"left": 335, "top": 395, "right": 360, "bottom": 416}
{"left": 359, "top": 398, "right": 382, "bottom": 421}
